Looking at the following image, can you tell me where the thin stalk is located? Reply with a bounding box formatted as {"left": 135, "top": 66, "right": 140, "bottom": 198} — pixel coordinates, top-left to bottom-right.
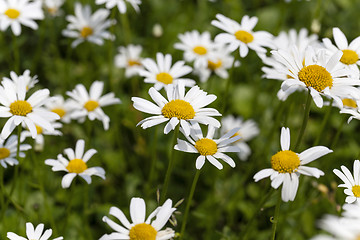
{"left": 146, "top": 126, "right": 159, "bottom": 198}
{"left": 221, "top": 56, "right": 237, "bottom": 114}
{"left": 330, "top": 115, "right": 347, "bottom": 149}
{"left": 120, "top": 13, "right": 131, "bottom": 44}
{"left": 108, "top": 8, "right": 117, "bottom": 90}
{"left": 314, "top": 99, "right": 333, "bottom": 146}
{"left": 271, "top": 190, "right": 282, "bottom": 240}
{"left": 294, "top": 90, "right": 312, "bottom": 152}
{"left": 12, "top": 34, "right": 20, "bottom": 72}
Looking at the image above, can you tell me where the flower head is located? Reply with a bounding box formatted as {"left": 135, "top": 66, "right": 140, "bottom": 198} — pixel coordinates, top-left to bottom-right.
{"left": 95, "top": 0, "right": 141, "bottom": 14}
{"left": 333, "top": 160, "right": 360, "bottom": 204}
{"left": 43, "top": 0, "right": 64, "bottom": 16}
{"left": 0, "top": 134, "right": 31, "bottom": 168}
{"left": 7, "top": 222, "right": 63, "bottom": 240}
{"left": 115, "top": 44, "right": 144, "bottom": 78}
{"left": 44, "top": 95, "right": 74, "bottom": 123}
{"left": 1, "top": 69, "right": 38, "bottom": 92}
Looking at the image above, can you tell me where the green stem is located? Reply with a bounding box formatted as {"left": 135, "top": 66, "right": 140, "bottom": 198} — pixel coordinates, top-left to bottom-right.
{"left": 222, "top": 56, "right": 237, "bottom": 114}
{"left": 12, "top": 34, "right": 20, "bottom": 72}
{"left": 120, "top": 13, "right": 131, "bottom": 44}
{"left": 314, "top": 99, "right": 333, "bottom": 146}
{"left": 108, "top": 8, "right": 117, "bottom": 90}
{"left": 330, "top": 115, "right": 347, "bottom": 149}
{"left": 180, "top": 169, "right": 201, "bottom": 239}
{"left": 146, "top": 126, "right": 159, "bottom": 198}
{"left": 271, "top": 190, "right": 282, "bottom": 240}
{"left": 294, "top": 90, "right": 312, "bottom": 152}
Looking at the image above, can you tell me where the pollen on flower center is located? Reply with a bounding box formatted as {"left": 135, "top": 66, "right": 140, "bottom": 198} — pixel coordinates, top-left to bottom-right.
{"left": 9, "top": 100, "right": 32, "bottom": 116}
{"left": 208, "top": 60, "right": 222, "bottom": 70}
{"left": 156, "top": 72, "right": 173, "bottom": 84}
{"left": 5, "top": 9, "right": 20, "bottom": 19}
{"left": 342, "top": 98, "right": 357, "bottom": 108}
{"left": 0, "top": 148, "right": 10, "bottom": 160}
{"left": 298, "top": 65, "right": 333, "bottom": 92}
{"left": 340, "top": 49, "right": 359, "bottom": 65}
{"left": 81, "top": 26, "right": 93, "bottom": 38}
{"left": 66, "top": 158, "right": 87, "bottom": 173}
{"left": 352, "top": 185, "right": 360, "bottom": 197}
{"left": 51, "top": 108, "right": 66, "bottom": 118}
{"left": 36, "top": 125, "right": 42, "bottom": 134}
{"left": 161, "top": 99, "right": 195, "bottom": 120}
{"left": 195, "top": 138, "right": 218, "bottom": 156}
{"left": 193, "top": 46, "right": 207, "bottom": 55}
{"left": 129, "top": 223, "right": 157, "bottom": 240}
{"left": 234, "top": 30, "right": 254, "bottom": 44}
{"left": 84, "top": 100, "right": 99, "bottom": 112}
{"left": 128, "top": 60, "right": 141, "bottom": 66}
{"left": 271, "top": 150, "right": 300, "bottom": 173}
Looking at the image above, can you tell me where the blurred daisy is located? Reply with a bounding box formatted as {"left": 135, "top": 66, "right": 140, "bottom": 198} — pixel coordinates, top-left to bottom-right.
{"left": 114, "top": 44, "right": 144, "bottom": 78}
{"left": 0, "top": 78, "right": 59, "bottom": 139}
{"left": 220, "top": 115, "right": 259, "bottom": 161}
{"left": 66, "top": 81, "right": 121, "bottom": 130}
{"left": 62, "top": 3, "right": 115, "bottom": 48}
{"left": 211, "top": 14, "right": 273, "bottom": 58}
{"left": 333, "top": 160, "right": 360, "bottom": 204}
{"left": 1, "top": 69, "right": 38, "bottom": 92}
{"left": 132, "top": 83, "right": 221, "bottom": 136}
{"left": 100, "top": 197, "right": 175, "bottom": 240}
{"left": 0, "top": 0, "right": 44, "bottom": 36}
{"left": 43, "top": 0, "right": 64, "bottom": 17}
{"left": 45, "top": 139, "right": 105, "bottom": 188}
{"left": 0, "top": 134, "right": 31, "bottom": 168}
{"left": 95, "top": 0, "right": 141, "bottom": 14}
{"left": 175, "top": 122, "right": 240, "bottom": 169}
{"left": 44, "top": 95, "right": 74, "bottom": 123}
{"left": 7, "top": 222, "right": 63, "bottom": 240}
{"left": 254, "top": 127, "right": 332, "bottom": 202}
{"left": 139, "top": 52, "right": 195, "bottom": 90}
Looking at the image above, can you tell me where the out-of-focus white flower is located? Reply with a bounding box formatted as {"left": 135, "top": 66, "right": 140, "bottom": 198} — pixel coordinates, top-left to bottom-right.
{"left": 115, "top": 44, "right": 144, "bottom": 78}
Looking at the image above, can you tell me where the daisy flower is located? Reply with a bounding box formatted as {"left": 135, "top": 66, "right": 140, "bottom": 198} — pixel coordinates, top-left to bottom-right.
{"left": 7, "top": 222, "right": 63, "bottom": 240}
{"left": 220, "top": 115, "right": 259, "bottom": 161}
{"left": 66, "top": 81, "right": 121, "bottom": 130}
{"left": 62, "top": 3, "right": 115, "bottom": 48}
{"left": 1, "top": 69, "right": 38, "bottom": 92}
{"left": 132, "top": 83, "right": 221, "bottom": 136}
{"left": 175, "top": 122, "right": 240, "bottom": 169}
{"left": 0, "top": 134, "right": 31, "bottom": 168}
{"left": 211, "top": 14, "right": 273, "bottom": 58}
{"left": 0, "top": 77, "right": 60, "bottom": 140}
{"left": 253, "top": 127, "right": 332, "bottom": 202}
{"left": 139, "top": 52, "right": 195, "bottom": 90}
{"left": 114, "top": 44, "right": 144, "bottom": 78}
{"left": 0, "top": 0, "right": 44, "bottom": 36}
{"left": 100, "top": 197, "right": 176, "bottom": 240}
{"left": 333, "top": 160, "right": 360, "bottom": 204}
{"left": 44, "top": 95, "right": 74, "bottom": 123}
{"left": 43, "top": 0, "right": 64, "bottom": 17}
{"left": 95, "top": 0, "right": 141, "bottom": 14}
{"left": 45, "top": 139, "right": 105, "bottom": 188}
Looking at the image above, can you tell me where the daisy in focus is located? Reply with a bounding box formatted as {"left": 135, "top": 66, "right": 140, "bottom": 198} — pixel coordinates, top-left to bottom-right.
{"left": 7, "top": 222, "right": 63, "bottom": 240}
{"left": 114, "top": 44, "right": 144, "bottom": 78}
{"left": 45, "top": 95, "right": 74, "bottom": 123}
{"left": 211, "top": 14, "right": 273, "bottom": 58}
{"left": 66, "top": 81, "right": 121, "bottom": 130}
{"left": 100, "top": 197, "right": 176, "bottom": 240}
{"left": 254, "top": 127, "right": 332, "bottom": 202}
{"left": 0, "top": 0, "right": 44, "bottom": 36}
{"left": 45, "top": 139, "right": 105, "bottom": 188}
{"left": 333, "top": 160, "right": 360, "bottom": 204}
{"left": 132, "top": 83, "right": 221, "bottom": 136}
{"left": 95, "top": 0, "right": 141, "bottom": 14}
{"left": 139, "top": 52, "right": 195, "bottom": 90}
{"left": 62, "top": 3, "right": 115, "bottom": 48}
{"left": 0, "top": 134, "right": 31, "bottom": 168}
{"left": 220, "top": 115, "right": 259, "bottom": 161}
{"left": 175, "top": 122, "right": 240, "bottom": 169}
{"left": 1, "top": 69, "right": 38, "bottom": 92}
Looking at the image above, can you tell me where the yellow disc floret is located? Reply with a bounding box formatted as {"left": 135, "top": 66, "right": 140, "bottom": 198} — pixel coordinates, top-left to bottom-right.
{"left": 36, "top": 125, "right": 43, "bottom": 135}
{"left": 342, "top": 98, "right": 357, "bottom": 108}
{"left": 340, "top": 49, "right": 359, "bottom": 65}
{"left": 156, "top": 72, "right": 173, "bottom": 84}
{"left": 128, "top": 60, "right": 141, "bottom": 66}
{"left": 9, "top": 100, "right": 32, "bottom": 116}
{"left": 234, "top": 30, "right": 254, "bottom": 44}
{"left": 271, "top": 150, "right": 300, "bottom": 173}
{"left": 161, "top": 100, "right": 195, "bottom": 120}
{"left": 195, "top": 138, "right": 218, "bottom": 156}
{"left": 193, "top": 46, "right": 207, "bottom": 55}
{"left": 5, "top": 9, "right": 20, "bottom": 19}
{"left": 84, "top": 100, "right": 99, "bottom": 112}
{"left": 298, "top": 65, "right": 333, "bottom": 92}
{"left": 0, "top": 148, "right": 10, "bottom": 160}
{"left": 208, "top": 60, "right": 222, "bottom": 70}
{"left": 352, "top": 185, "right": 360, "bottom": 197}
{"left": 51, "top": 108, "right": 66, "bottom": 118}
{"left": 129, "top": 223, "right": 157, "bottom": 240}
{"left": 81, "top": 26, "right": 93, "bottom": 38}
{"left": 66, "top": 158, "right": 87, "bottom": 174}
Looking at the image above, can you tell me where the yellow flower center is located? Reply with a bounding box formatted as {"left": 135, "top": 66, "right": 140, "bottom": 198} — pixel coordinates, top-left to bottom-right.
{"left": 193, "top": 46, "right": 207, "bottom": 55}
{"left": 66, "top": 158, "right": 87, "bottom": 174}
{"left": 195, "top": 138, "right": 218, "bottom": 156}
{"left": 340, "top": 49, "right": 359, "bottom": 65}
{"left": 84, "top": 100, "right": 99, "bottom": 112}
{"left": 51, "top": 108, "right": 66, "bottom": 118}
{"left": 81, "top": 26, "right": 93, "bottom": 38}
{"left": 36, "top": 125, "right": 42, "bottom": 135}
{"left": 352, "top": 185, "right": 360, "bottom": 197}
{"left": 298, "top": 65, "right": 333, "bottom": 92}
{"left": 208, "top": 60, "right": 222, "bottom": 70}
{"left": 5, "top": 9, "right": 20, "bottom": 19}
{"left": 0, "top": 148, "right": 10, "bottom": 160}
{"left": 128, "top": 60, "right": 141, "bottom": 66}
{"left": 9, "top": 100, "right": 33, "bottom": 116}
{"left": 234, "top": 30, "right": 254, "bottom": 44}
{"left": 161, "top": 99, "right": 195, "bottom": 120}
{"left": 271, "top": 150, "right": 300, "bottom": 173}
{"left": 342, "top": 98, "right": 357, "bottom": 108}
{"left": 129, "top": 223, "right": 157, "bottom": 240}
{"left": 156, "top": 72, "right": 173, "bottom": 84}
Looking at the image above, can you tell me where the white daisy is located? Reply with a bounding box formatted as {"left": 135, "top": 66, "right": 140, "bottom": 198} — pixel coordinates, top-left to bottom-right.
{"left": 0, "top": 77, "right": 60, "bottom": 140}
{"left": 333, "top": 160, "right": 360, "bottom": 204}
{"left": 139, "top": 52, "right": 195, "bottom": 90}
{"left": 253, "top": 127, "right": 332, "bottom": 202}
{"left": 131, "top": 83, "right": 221, "bottom": 136}
{"left": 7, "top": 222, "right": 63, "bottom": 240}
{"left": 1, "top": 69, "right": 38, "bottom": 92}
{"left": 43, "top": 0, "right": 64, "bottom": 17}
{"left": 95, "top": 0, "right": 141, "bottom": 14}
{"left": 62, "top": 3, "right": 115, "bottom": 48}
{"left": 66, "top": 81, "right": 121, "bottom": 130}
{"left": 211, "top": 14, "right": 273, "bottom": 58}
{"left": 220, "top": 115, "right": 259, "bottom": 161}
{"left": 114, "top": 44, "right": 144, "bottom": 78}
{"left": 0, "top": 134, "right": 31, "bottom": 168}
{"left": 0, "top": 0, "right": 44, "bottom": 36}
{"left": 44, "top": 95, "right": 74, "bottom": 123}
{"left": 45, "top": 139, "right": 105, "bottom": 188}
{"left": 100, "top": 197, "right": 175, "bottom": 240}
